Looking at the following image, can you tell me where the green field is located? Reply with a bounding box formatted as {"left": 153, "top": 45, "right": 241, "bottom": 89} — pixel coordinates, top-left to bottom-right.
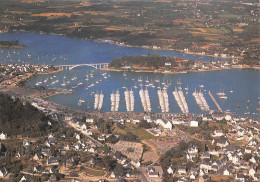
{"left": 113, "top": 123, "right": 154, "bottom": 140}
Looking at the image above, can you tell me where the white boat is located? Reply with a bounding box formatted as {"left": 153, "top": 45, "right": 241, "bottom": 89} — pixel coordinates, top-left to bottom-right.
{"left": 184, "top": 85, "right": 189, "bottom": 91}
{"left": 177, "top": 78, "right": 182, "bottom": 85}
{"left": 61, "top": 79, "right": 66, "bottom": 87}
{"left": 220, "top": 95, "right": 227, "bottom": 99}
{"left": 199, "top": 85, "right": 204, "bottom": 88}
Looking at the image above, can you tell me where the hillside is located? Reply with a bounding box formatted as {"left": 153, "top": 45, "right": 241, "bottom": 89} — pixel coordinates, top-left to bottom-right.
{"left": 0, "top": 93, "right": 58, "bottom": 137}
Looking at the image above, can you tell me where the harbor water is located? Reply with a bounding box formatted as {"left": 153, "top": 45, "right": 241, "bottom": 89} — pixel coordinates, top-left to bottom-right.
{"left": 0, "top": 33, "right": 259, "bottom": 117}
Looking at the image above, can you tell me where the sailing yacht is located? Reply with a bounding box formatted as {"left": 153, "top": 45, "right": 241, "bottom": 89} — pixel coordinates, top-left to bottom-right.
{"left": 61, "top": 79, "right": 66, "bottom": 87}
{"left": 184, "top": 85, "right": 189, "bottom": 91}
{"left": 138, "top": 76, "right": 143, "bottom": 82}
{"left": 177, "top": 78, "right": 182, "bottom": 85}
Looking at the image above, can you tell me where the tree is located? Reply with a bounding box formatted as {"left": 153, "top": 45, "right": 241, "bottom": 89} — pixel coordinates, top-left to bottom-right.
{"left": 138, "top": 120, "right": 152, "bottom": 129}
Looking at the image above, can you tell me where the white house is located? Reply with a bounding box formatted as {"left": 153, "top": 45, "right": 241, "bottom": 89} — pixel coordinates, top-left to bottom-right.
{"left": 188, "top": 146, "right": 198, "bottom": 154}
{"left": 178, "top": 166, "right": 187, "bottom": 175}
{"left": 250, "top": 156, "right": 257, "bottom": 164}
{"left": 167, "top": 166, "right": 175, "bottom": 174}
{"left": 190, "top": 120, "right": 199, "bottom": 127}
{"left": 0, "top": 167, "right": 8, "bottom": 177}
{"left": 212, "top": 130, "right": 223, "bottom": 137}
{"left": 110, "top": 171, "right": 116, "bottom": 178}
{"left": 0, "top": 132, "right": 7, "bottom": 140}
{"left": 172, "top": 119, "right": 185, "bottom": 125}
{"left": 149, "top": 172, "right": 159, "bottom": 178}
{"left": 144, "top": 115, "right": 152, "bottom": 123}
{"left": 86, "top": 118, "right": 94, "bottom": 123}
{"left": 223, "top": 169, "right": 231, "bottom": 175}
{"left": 190, "top": 173, "right": 196, "bottom": 180}
{"left": 249, "top": 167, "right": 256, "bottom": 177}
{"left": 155, "top": 119, "right": 172, "bottom": 130}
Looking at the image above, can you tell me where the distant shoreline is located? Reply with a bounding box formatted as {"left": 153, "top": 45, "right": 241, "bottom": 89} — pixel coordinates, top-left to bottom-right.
{"left": 2, "top": 31, "right": 234, "bottom": 60}
{"left": 107, "top": 65, "right": 260, "bottom": 74}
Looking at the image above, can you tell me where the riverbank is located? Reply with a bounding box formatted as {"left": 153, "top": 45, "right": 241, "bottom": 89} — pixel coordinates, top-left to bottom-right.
{"left": 98, "top": 38, "right": 238, "bottom": 60}
{"left": 107, "top": 65, "right": 260, "bottom": 74}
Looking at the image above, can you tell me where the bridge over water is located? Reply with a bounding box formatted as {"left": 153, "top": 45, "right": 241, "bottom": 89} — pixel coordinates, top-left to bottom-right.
{"left": 54, "top": 63, "right": 109, "bottom": 70}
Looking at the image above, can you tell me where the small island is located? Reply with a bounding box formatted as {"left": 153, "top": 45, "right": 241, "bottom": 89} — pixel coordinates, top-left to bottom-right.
{"left": 0, "top": 40, "right": 26, "bottom": 48}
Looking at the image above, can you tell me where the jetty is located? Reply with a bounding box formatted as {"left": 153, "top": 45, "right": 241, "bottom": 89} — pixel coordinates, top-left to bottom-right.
{"left": 208, "top": 91, "right": 222, "bottom": 111}
{"left": 158, "top": 89, "right": 169, "bottom": 112}
{"left": 111, "top": 90, "right": 120, "bottom": 112}
{"left": 173, "top": 87, "right": 189, "bottom": 113}
{"left": 193, "top": 90, "right": 210, "bottom": 111}
{"left": 94, "top": 91, "right": 104, "bottom": 111}
{"left": 139, "top": 88, "right": 151, "bottom": 112}
{"left": 124, "top": 89, "right": 134, "bottom": 112}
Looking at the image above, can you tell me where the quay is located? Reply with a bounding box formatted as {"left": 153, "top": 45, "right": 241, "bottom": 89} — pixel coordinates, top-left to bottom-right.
{"left": 208, "top": 91, "right": 222, "bottom": 111}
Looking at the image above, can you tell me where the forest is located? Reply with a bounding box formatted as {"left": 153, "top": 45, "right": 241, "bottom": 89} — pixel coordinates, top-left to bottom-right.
{"left": 0, "top": 94, "right": 58, "bottom": 137}
{"left": 109, "top": 54, "right": 178, "bottom": 69}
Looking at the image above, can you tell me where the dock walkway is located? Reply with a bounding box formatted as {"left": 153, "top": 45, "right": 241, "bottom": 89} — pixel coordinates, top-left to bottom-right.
{"left": 208, "top": 91, "right": 222, "bottom": 111}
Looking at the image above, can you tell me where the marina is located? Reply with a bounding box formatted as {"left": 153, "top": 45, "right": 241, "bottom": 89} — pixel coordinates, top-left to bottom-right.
{"left": 0, "top": 33, "right": 258, "bottom": 117}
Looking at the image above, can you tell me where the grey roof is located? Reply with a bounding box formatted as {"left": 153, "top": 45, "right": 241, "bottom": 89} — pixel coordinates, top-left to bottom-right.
{"left": 0, "top": 167, "right": 8, "bottom": 177}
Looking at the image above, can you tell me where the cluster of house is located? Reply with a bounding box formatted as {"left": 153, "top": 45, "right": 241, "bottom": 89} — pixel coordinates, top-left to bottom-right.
{"left": 159, "top": 119, "right": 260, "bottom": 181}
{"left": 0, "top": 63, "right": 56, "bottom": 85}
{"left": 142, "top": 112, "right": 242, "bottom": 131}
{"left": 108, "top": 141, "right": 143, "bottom": 168}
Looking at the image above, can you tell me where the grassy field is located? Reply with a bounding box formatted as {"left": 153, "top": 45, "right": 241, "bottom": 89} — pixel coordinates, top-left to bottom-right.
{"left": 113, "top": 123, "right": 154, "bottom": 140}
{"left": 83, "top": 167, "right": 105, "bottom": 176}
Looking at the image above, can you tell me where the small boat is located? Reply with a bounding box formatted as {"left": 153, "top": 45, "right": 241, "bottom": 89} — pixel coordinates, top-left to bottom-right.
{"left": 220, "top": 95, "right": 227, "bottom": 99}
{"left": 246, "top": 99, "right": 250, "bottom": 103}
{"left": 184, "top": 85, "right": 189, "bottom": 91}
{"left": 177, "top": 78, "right": 182, "bottom": 85}
{"left": 61, "top": 80, "right": 66, "bottom": 87}
{"left": 199, "top": 85, "right": 204, "bottom": 88}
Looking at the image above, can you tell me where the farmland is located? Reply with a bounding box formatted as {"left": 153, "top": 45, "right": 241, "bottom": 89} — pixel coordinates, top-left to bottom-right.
{"left": 0, "top": 0, "right": 259, "bottom": 63}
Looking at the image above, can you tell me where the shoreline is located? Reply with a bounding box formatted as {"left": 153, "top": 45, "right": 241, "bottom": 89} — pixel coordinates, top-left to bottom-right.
{"left": 107, "top": 65, "right": 260, "bottom": 74}
{"left": 2, "top": 31, "right": 236, "bottom": 61}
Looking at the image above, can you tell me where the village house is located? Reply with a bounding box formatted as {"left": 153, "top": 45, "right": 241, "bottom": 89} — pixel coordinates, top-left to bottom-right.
{"left": 167, "top": 166, "right": 175, "bottom": 174}
{"left": 155, "top": 119, "right": 173, "bottom": 130}
{"left": 212, "top": 113, "right": 225, "bottom": 121}
{"left": 20, "top": 174, "right": 31, "bottom": 182}
{"left": 172, "top": 118, "right": 185, "bottom": 125}
{"left": 0, "top": 132, "right": 7, "bottom": 140}
{"left": 212, "top": 138, "right": 229, "bottom": 148}
{"left": 223, "top": 168, "right": 232, "bottom": 175}
{"left": 33, "top": 152, "right": 43, "bottom": 161}
{"left": 202, "top": 152, "right": 211, "bottom": 160}
{"left": 178, "top": 166, "right": 187, "bottom": 175}
{"left": 212, "top": 130, "right": 224, "bottom": 137}
{"left": 85, "top": 118, "right": 94, "bottom": 123}
{"left": 147, "top": 166, "right": 160, "bottom": 177}
{"left": 33, "top": 165, "right": 43, "bottom": 173}
{"left": 235, "top": 174, "right": 245, "bottom": 182}
{"left": 190, "top": 120, "right": 199, "bottom": 127}
{"left": 0, "top": 167, "right": 8, "bottom": 177}
{"left": 47, "top": 156, "right": 59, "bottom": 166}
